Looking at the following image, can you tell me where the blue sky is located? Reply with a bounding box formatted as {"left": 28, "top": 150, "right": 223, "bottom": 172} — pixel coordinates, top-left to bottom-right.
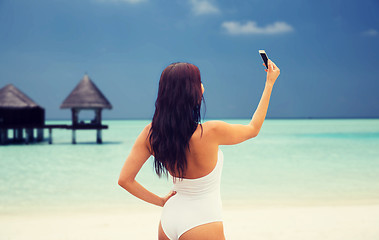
{"left": 0, "top": 0, "right": 378, "bottom": 119}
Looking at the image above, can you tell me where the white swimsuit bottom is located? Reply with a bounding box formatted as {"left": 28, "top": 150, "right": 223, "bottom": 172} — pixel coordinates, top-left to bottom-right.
{"left": 160, "top": 150, "right": 224, "bottom": 240}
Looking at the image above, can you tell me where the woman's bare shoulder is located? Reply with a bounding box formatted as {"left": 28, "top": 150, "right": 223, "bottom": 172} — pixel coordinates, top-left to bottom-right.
{"left": 144, "top": 122, "right": 152, "bottom": 131}
{"left": 142, "top": 122, "right": 153, "bottom": 138}
{"left": 201, "top": 120, "right": 229, "bottom": 139}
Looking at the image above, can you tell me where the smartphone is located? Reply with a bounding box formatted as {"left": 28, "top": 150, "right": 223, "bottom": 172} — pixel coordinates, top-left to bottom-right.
{"left": 259, "top": 50, "right": 269, "bottom": 69}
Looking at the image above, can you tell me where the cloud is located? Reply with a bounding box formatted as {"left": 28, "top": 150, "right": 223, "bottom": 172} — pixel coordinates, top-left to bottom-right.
{"left": 222, "top": 21, "right": 294, "bottom": 35}
{"left": 189, "top": 0, "right": 220, "bottom": 15}
{"left": 362, "top": 29, "right": 378, "bottom": 36}
{"left": 96, "top": 0, "right": 146, "bottom": 4}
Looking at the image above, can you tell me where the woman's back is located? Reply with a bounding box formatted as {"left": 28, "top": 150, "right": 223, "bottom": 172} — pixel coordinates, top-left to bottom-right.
{"left": 171, "top": 122, "right": 219, "bottom": 179}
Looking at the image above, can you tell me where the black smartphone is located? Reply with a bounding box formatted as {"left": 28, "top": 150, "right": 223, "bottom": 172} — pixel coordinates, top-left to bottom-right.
{"left": 259, "top": 50, "right": 269, "bottom": 69}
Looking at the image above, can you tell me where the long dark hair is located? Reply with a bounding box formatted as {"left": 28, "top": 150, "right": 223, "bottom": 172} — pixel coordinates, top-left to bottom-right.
{"left": 149, "top": 62, "right": 204, "bottom": 178}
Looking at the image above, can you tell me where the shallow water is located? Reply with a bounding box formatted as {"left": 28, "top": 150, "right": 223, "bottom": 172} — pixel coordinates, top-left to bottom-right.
{"left": 1, "top": 119, "right": 379, "bottom": 214}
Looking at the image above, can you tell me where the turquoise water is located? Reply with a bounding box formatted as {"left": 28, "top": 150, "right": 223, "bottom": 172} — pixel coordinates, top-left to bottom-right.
{"left": 1, "top": 119, "right": 379, "bottom": 214}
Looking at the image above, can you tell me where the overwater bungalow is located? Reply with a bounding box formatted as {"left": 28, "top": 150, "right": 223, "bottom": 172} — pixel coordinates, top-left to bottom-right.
{"left": 60, "top": 74, "right": 112, "bottom": 144}
{"left": 0, "top": 84, "right": 45, "bottom": 144}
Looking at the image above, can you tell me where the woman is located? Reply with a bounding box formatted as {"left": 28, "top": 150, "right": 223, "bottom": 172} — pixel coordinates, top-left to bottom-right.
{"left": 118, "top": 59, "right": 280, "bottom": 240}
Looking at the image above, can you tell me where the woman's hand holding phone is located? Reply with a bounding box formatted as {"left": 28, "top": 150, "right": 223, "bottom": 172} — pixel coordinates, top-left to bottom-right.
{"left": 259, "top": 50, "right": 280, "bottom": 87}
{"left": 264, "top": 59, "right": 280, "bottom": 87}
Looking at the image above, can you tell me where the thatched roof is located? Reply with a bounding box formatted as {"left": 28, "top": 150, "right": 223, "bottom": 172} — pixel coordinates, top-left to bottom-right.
{"left": 60, "top": 74, "right": 112, "bottom": 109}
{"left": 0, "top": 84, "right": 43, "bottom": 109}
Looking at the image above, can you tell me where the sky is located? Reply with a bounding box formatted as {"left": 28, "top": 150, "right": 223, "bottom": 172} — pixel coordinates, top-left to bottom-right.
{"left": 0, "top": 0, "right": 378, "bottom": 120}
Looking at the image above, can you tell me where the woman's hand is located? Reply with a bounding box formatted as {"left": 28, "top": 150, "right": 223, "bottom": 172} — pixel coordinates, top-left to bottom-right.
{"left": 160, "top": 191, "right": 177, "bottom": 207}
{"left": 264, "top": 59, "right": 280, "bottom": 87}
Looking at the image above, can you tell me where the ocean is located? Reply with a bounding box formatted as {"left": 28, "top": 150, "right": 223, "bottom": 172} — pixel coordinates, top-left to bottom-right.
{"left": 1, "top": 119, "right": 379, "bottom": 215}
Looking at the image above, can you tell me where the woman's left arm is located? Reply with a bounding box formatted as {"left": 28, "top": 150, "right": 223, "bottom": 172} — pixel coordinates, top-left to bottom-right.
{"left": 118, "top": 124, "right": 174, "bottom": 207}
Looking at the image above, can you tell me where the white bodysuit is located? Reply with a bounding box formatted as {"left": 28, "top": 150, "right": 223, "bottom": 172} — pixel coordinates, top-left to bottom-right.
{"left": 160, "top": 149, "right": 224, "bottom": 240}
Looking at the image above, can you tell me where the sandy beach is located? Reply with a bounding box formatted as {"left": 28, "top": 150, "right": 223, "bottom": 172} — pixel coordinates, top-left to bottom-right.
{"left": 1, "top": 204, "right": 379, "bottom": 240}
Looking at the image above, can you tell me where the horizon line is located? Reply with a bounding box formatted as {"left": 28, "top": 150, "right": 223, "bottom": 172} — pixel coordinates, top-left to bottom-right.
{"left": 45, "top": 116, "right": 379, "bottom": 121}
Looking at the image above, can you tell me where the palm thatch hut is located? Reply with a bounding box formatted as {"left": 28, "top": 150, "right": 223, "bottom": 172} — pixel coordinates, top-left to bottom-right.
{"left": 0, "top": 84, "right": 45, "bottom": 144}
{"left": 60, "top": 74, "right": 112, "bottom": 144}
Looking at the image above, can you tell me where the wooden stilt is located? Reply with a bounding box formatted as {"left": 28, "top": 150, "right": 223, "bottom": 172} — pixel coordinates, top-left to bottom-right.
{"left": 72, "top": 129, "right": 76, "bottom": 144}
{"left": 13, "top": 128, "right": 16, "bottom": 142}
{"left": 0, "top": 129, "right": 7, "bottom": 145}
{"left": 5, "top": 129, "right": 8, "bottom": 144}
{"left": 25, "top": 128, "right": 34, "bottom": 143}
{"left": 30, "top": 128, "right": 34, "bottom": 142}
{"left": 96, "top": 129, "right": 102, "bottom": 144}
{"left": 48, "top": 128, "right": 52, "bottom": 144}
{"left": 25, "top": 129, "right": 30, "bottom": 144}
{"left": 16, "top": 128, "right": 23, "bottom": 142}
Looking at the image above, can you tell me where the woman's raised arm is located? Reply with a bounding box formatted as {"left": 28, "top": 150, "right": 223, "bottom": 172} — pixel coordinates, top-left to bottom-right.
{"left": 207, "top": 59, "right": 280, "bottom": 145}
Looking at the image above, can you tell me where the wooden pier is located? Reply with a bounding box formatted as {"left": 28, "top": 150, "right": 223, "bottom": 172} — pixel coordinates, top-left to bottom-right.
{"left": 0, "top": 123, "right": 108, "bottom": 145}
